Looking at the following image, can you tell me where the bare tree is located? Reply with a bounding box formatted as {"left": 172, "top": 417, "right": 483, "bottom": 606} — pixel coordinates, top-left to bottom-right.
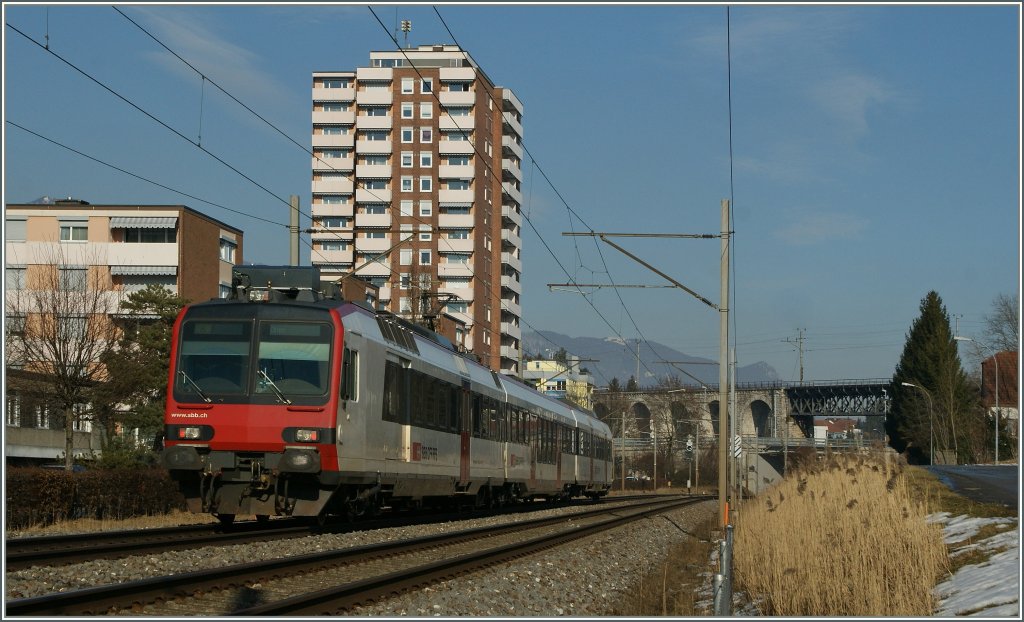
{"left": 983, "top": 292, "right": 1019, "bottom": 353}
{"left": 5, "top": 244, "right": 122, "bottom": 470}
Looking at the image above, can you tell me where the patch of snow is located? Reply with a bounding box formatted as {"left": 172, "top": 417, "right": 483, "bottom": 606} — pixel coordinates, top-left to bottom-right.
{"left": 929, "top": 513, "right": 1020, "bottom": 618}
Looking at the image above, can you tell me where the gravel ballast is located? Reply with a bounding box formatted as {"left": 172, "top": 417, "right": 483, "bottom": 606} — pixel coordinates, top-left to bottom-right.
{"left": 5, "top": 498, "right": 718, "bottom": 616}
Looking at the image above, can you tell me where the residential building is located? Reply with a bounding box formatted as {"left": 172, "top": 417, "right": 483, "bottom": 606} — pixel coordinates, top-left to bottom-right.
{"left": 981, "top": 351, "right": 1019, "bottom": 441}
{"left": 310, "top": 44, "right": 524, "bottom": 375}
{"left": 521, "top": 357, "right": 596, "bottom": 410}
{"left": 4, "top": 198, "right": 244, "bottom": 462}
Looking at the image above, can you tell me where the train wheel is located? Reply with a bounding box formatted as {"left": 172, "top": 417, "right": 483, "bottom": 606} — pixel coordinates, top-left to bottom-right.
{"left": 216, "top": 513, "right": 236, "bottom": 526}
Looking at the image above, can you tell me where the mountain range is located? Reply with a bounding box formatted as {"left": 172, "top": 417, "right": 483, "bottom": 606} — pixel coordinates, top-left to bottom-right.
{"left": 522, "top": 330, "right": 780, "bottom": 388}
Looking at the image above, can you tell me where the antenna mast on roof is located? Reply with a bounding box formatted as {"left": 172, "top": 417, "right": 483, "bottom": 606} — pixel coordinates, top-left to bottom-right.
{"left": 401, "top": 20, "right": 411, "bottom": 49}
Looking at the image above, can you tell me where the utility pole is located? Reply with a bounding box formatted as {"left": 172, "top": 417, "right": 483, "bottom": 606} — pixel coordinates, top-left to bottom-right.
{"left": 783, "top": 328, "right": 805, "bottom": 382}
{"left": 289, "top": 195, "right": 300, "bottom": 266}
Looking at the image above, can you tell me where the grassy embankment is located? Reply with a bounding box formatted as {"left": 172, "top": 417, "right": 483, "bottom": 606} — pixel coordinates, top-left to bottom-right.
{"left": 617, "top": 450, "right": 1016, "bottom": 616}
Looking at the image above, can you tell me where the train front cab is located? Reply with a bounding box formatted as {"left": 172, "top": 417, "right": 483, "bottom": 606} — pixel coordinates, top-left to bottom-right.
{"left": 162, "top": 301, "right": 347, "bottom": 523}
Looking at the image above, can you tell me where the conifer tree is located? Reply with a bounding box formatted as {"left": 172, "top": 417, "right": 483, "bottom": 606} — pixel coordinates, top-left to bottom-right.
{"left": 889, "top": 291, "right": 975, "bottom": 464}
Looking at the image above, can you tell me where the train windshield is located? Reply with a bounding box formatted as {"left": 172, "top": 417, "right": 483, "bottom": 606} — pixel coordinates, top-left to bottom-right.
{"left": 174, "top": 318, "right": 333, "bottom": 403}
{"left": 256, "top": 322, "right": 332, "bottom": 397}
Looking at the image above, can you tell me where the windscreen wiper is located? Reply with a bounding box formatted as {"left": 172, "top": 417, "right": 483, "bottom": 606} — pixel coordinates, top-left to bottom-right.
{"left": 178, "top": 370, "right": 212, "bottom": 403}
{"left": 259, "top": 369, "right": 293, "bottom": 405}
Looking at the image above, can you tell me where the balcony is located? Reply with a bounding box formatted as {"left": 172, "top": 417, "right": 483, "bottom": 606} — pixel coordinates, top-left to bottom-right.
{"left": 501, "top": 135, "right": 523, "bottom": 159}
{"left": 438, "top": 164, "right": 475, "bottom": 179}
{"left": 312, "top": 178, "right": 355, "bottom": 194}
{"left": 440, "top": 67, "right": 476, "bottom": 82}
{"left": 311, "top": 248, "right": 353, "bottom": 265}
{"left": 500, "top": 321, "right": 521, "bottom": 337}
{"left": 500, "top": 251, "right": 521, "bottom": 272}
{"left": 351, "top": 259, "right": 391, "bottom": 277}
{"left": 439, "top": 237, "right": 474, "bottom": 253}
{"left": 312, "top": 134, "right": 355, "bottom": 149}
{"left": 501, "top": 296, "right": 521, "bottom": 317}
{"left": 355, "top": 115, "right": 393, "bottom": 131}
{"left": 438, "top": 189, "right": 474, "bottom": 204}
{"left": 501, "top": 274, "right": 522, "bottom": 294}
{"left": 502, "top": 89, "right": 524, "bottom": 116}
{"left": 438, "top": 213, "right": 474, "bottom": 229}
{"left": 438, "top": 262, "right": 474, "bottom": 278}
{"left": 501, "top": 228, "right": 521, "bottom": 249}
{"left": 356, "top": 90, "right": 392, "bottom": 106}
{"left": 439, "top": 284, "right": 474, "bottom": 301}
{"left": 501, "top": 204, "right": 522, "bottom": 227}
{"left": 355, "top": 237, "right": 393, "bottom": 253}
{"left": 500, "top": 345, "right": 520, "bottom": 360}
{"left": 355, "top": 139, "right": 392, "bottom": 154}
{"left": 312, "top": 87, "right": 355, "bottom": 102}
{"left": 310, "top": 203, "right": 354, "bottom": 218}
{"left": 312, "top": 110, "right": 355, "bottom": 125}
{"left": 502, "top": 159, "right": 522, "bottom": 184}
{"left": 355, "top": 213, "right": 392, "bottom": 228}
{"left": 439, "top": 115, "right": 475, "bottom": 132}
{"left": 312, "top": 156, "right": 354, "bottom": 173}
{"left": 357, "top": 67, "right": 393, "bottom": 81}
{"left": 355, "top": 188, "right": 392, "bottom": 203}
{"left": 356, "top": 164, "right": 392, "bottom": 179}
{"left": 310, "top": 228, "right": 353, "bottom": 242}
{"left": 438, "top": 140, "right": 475, "bottom": 155}
{"left": 502, "top": 182, "right": 522, "bottom": 205}
{"left": 105, "top": 243, "right": 178, "bottom": 267}
{"left": 439, "top": 91, "right": 475, "bottom": 107}
{"left": 502, "top": 112, "right": 523, "bottom": 140}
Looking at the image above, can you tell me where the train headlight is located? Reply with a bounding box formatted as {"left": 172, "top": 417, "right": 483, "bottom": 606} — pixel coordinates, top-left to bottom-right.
{"left": 280, "top": 449, "right": 320, "bottom": 473}
{"left": 179, "top": 427, "right": 203, "bottom": 440}
{"left": 295, "top": 429, "right": 319, "bottom": 442}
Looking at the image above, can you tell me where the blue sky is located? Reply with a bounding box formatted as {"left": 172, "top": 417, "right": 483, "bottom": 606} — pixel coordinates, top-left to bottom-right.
{"left": 3, "top": 3, "right": 1020, "bottom": 383}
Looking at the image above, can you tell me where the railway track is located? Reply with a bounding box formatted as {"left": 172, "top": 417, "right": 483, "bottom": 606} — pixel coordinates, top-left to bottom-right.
{"left": 5, "top": 494, "right": 657, "bottom": 571}
{"left": 6, "top": 495, "right": 699, "bottom": 616}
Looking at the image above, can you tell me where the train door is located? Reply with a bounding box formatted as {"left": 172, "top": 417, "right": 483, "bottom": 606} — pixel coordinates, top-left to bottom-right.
{"left": 459, "top": 379, "right": 471, "bottom": 485}
{"left": 556, "top": 424, "right": 563, "bottom": 490}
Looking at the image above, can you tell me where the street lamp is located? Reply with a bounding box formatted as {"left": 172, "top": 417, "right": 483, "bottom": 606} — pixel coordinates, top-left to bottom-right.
{"left": 902, "top": 382, "right": 934, "bottom": 465}
{"left": 954, "top": 336, "right": 1000, "bottom": 465}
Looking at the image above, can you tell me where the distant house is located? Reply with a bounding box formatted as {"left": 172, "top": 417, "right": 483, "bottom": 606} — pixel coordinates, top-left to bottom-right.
{"left": 4, "top": 199, "right": 245, "bottom": 464}
{"left": 982, "top": 351, "right": 1019, "bottom": 440}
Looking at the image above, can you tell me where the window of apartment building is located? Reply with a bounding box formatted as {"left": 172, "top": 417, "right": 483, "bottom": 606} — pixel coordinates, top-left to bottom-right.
{"left": 6, "top": 265, "right": 26, "bottom": 290}
{"left": 419, "top": 177, "right": 433, "bottom": 192}
{"left": 363, "top": 130, "right": 389, "bottom": 141}
{"left": 61, "top": 315, "right": 88, "bottom": 339}
{"left": 364, "top": 106, "right": 388, "bottom": 117}
{"left": 441, "top": 277, "right": 471, "bottom": 289}
{"left": 400, "top": 248, "right": 413, "bottom": 266}
{"left": 6, "top": 393, "right": 21, "bottom": 426}
{"left": 419, "top": 201, "right": 432, "bottom": 217}
{"left": 421, "top": 78, "right": 433, "bottom": 94}
{"left": 123, "top": 227, "right": 177, "bottom": 243}
{"left": 362, "top": 81, "right": 390, "bottom": 90}
{"left": 121, "top": 275, "right": 177, "bottom": 293}
{"left": 446, "top": 179, "right": 470, "bottom": 191}
{"left": 401, "top": 127, "right": 414, "bottom": 143}
{"left": 420, "top": 102, "right": 433, "bottom": 119}
{"left": 445, "top": 253, "right": 471, "bottom": 264}
{"left": 420, "top": 152, "right": 432, "bottom": 167}
{"left": 5, "top": 217, "right": 26, "bottom": 242}
{"left": 419, "top": 250, "right": 432, "bottom": 265}
{"left": 364, "top": 231, "right": 387, "bottom": 239}
{"left": 362, "top": 154, "right": 388, "bottom": 165}
{"left": 59, "top": 267, "right": 87, "bottom": 291}
{"left": 401, "top": 102, "right": 414, "bottom": 119}
{"left": 420, "top": 127, "right": 433, "bottom": 143}
{"left": 419, "top": 227, "right": 432, "bottom": 242}
{"left": 446, "top": 106, "right": 472, "bottom": 117}
{"left": 322, "top": 102, "right": 349, "bottom": 111}
{"left": 447, "top": 229, "right": 470, "bottom": 240}
{"left": 322, "top": 78, "right": 350, "bottom": 88}
{"left": 400, "top": 273, "right": 410, "bottom": 290}
{"left": 446, "top": 155, "right": 470, "bottom": 166}
{"left": 362, "top": 204, "right": 387, "bottom": 214}
{"left": 363, "top": 179, "right": 388, "bottom": 190}
{"left": 318, "top": 195, "right": 349, "bottom": 204}
{"left": 400, "top": 200, "right": 413, "bottom": 217}
{"left": 401, "top": 152, "right": 413, "bottom": 167}
{"left": 399, "top": 297, "right": 412, "bottom": 313}
{"left": 322, "top": 126, "right": 348, "bottom": 135}
{"left": 59, "top": 219, "right": 88, "bottom": 242}
{"left": 446, "top": 300, "right": 468, "bottom": 314}
{"left": 441, "top": 204, "right": 471, "bottom": 215}
{"left": 401, "top": 78, "right": 414, "bottom": 94}
{"left": 447, "top": 82, "right": 470, "bottom": 92}
{"left": 319, "top": 217, "right": 350, "bottom": 228}
{"left": 321, "top": 241, "right": 349, "bottom": 251}
{"left": 400, "top": 176, "right": 413, "bottom": 192}
{"left": 6, "top": 313, "right": 26, "bottom": 337}
{"left": 321, "top": 148, "right": 346, "bottom": 159}
{"left": 219, "top": 239, "right": 237, "bottom": 262}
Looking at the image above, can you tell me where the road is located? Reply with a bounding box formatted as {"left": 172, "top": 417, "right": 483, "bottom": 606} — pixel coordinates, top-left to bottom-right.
{"left": 927, "top": 464, "right": 1019, "bottom": 508}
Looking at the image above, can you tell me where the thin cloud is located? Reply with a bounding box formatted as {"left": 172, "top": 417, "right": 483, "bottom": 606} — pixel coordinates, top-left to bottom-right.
{"left": 773, "top": 207, "right": 869, "bottom": 245}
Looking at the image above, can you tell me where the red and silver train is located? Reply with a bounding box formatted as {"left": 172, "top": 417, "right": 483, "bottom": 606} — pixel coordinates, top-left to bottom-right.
{"left": 162, "top": 266, "right": 612, "bottom": 524}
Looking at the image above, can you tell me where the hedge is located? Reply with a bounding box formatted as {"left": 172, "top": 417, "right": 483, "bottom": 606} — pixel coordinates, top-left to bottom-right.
{"left": 5, "top": 467, "right": 188, "bottom": 530}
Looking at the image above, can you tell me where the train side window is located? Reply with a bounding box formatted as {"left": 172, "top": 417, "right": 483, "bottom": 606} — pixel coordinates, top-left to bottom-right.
{"left": 340, "top": 347, "right": 358, "bottom": 402}
{"left": 449, "top": 385, "right": 461, "bottom": 431}
{"left": 382, "top": 360, "right": 407, "bottom": 424}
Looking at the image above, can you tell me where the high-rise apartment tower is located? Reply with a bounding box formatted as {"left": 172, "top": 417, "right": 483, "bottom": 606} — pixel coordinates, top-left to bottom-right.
{"left": 311, "top": 45, "right": 524, "bottom": 375}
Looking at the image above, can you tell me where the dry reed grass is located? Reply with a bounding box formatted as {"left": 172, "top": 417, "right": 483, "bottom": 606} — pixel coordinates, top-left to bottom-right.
{"left": 6, "top": 509, "right": 217, "bottom": 538}
{"left": 732, "top": 450, "right": 948, "bottom": 616}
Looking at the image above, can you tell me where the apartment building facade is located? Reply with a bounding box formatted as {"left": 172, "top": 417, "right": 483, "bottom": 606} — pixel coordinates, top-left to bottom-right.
{"left": 310, "top": 44, "right": 524, "bottom": 375}
{"left": 4, "top": 199, "right": 243, "bottom": 461}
